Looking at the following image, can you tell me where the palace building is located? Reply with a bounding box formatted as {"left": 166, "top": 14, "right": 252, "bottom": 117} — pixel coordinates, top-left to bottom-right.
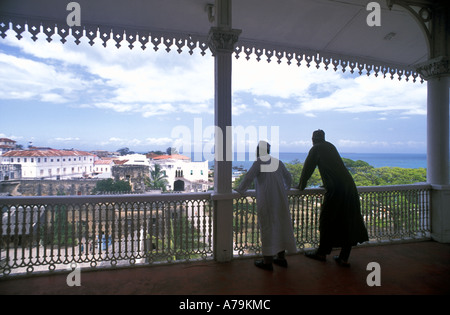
{"left": 1, "top": 149, "right": 96, "bottom": 180}
{"left": 151, "top": 154, "right": 210, "bottom": 192}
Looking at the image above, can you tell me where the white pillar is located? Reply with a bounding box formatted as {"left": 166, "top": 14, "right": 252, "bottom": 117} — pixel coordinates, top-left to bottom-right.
{"left": 417, "top": 56, "right": 450, "bottom": 243}
{"left": 406, "top": 0, "right": 450, "bottom": 243}
{"left": 208, "top": 0, "right": 241, "bottom": 262}
{"left": 426, "top": 75, "right": 449, "bottom": 185}
{"left": 213, "top": 44, "right": 233, "bottom": 194}
{"left": 427, "top": 73, "right": 450, "bottom": 243}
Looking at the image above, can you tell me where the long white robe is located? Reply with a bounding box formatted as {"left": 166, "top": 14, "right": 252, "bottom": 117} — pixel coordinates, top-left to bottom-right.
{"left": 236, "top": 156, "right": 297, "bottom": 256}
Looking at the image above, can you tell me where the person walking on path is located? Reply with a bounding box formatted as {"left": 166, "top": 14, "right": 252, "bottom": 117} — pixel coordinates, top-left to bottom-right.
{"left": 236, "top": 141, "right": 297, "bottom": 271}
{"left": 298, "top": 130, "right": 368, "bottom": 267}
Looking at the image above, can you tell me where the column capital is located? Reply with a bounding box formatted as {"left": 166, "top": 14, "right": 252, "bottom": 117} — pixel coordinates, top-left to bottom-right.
{"left": 416, "top": 56, "right": 450, "bottom": 80}
{"left": 207, "top": 27, "right": 241, "bottom": 55}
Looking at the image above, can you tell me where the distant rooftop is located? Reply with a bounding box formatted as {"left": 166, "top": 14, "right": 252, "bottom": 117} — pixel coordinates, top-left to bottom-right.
{"left": 0, "top": 138, "right": 16, "bottom": 143}
{"left": 94, "top": 159, "right": 115, "bottom": 165}
{"left": 2, "top": 149, "right": 95, "bottom": 157}
{"left": 152, "top": 154, "right": 190, "bottom": 161}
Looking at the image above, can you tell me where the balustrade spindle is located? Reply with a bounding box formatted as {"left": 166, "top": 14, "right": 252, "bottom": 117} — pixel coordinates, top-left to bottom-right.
{"left": 0, "top": 187, "right": 430, "bottom": 276}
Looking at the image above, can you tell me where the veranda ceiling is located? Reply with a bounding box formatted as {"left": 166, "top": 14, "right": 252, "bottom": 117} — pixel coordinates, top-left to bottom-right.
{"left": 0, "top": 0, "right": 429, "bottom": 81}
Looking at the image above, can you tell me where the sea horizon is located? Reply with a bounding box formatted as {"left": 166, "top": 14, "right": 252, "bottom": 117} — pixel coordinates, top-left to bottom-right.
{"left": 135, "top": 150, "right": 426, "bottom": 170}
{"left": 197, "top": 152, "right": 427, "bottom": 170}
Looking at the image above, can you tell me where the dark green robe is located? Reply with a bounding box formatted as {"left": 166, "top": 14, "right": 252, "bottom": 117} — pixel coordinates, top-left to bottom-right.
{"left": 298, "top": 140, "right": 369, "bottom": 248}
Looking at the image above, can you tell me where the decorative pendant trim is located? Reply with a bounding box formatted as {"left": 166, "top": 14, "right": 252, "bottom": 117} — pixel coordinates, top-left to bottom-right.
{"left": 0, "top": 15, "right": 423, "bottom": 83}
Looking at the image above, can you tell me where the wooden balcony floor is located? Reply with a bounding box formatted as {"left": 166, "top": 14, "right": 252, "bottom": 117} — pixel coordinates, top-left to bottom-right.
{"left": 1, "top": 241, "right": 449, "bottom": 296}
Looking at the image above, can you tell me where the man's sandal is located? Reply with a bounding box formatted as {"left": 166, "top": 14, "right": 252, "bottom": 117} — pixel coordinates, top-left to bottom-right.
{"left": 333, "top": 256, "right": 351, "bottom": 267}
{"left": 304, "top": 251, "right": 326, "bottom": 262}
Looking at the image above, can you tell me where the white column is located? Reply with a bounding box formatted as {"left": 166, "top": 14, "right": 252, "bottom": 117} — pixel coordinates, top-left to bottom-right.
{"left": 212, "top": 44, "right": 234, "bottom": 261}
{"left": 417, "top": 56, "right": 450, "bottom": 243}
{"left": 208, "top": 0, "right": 241, "bottom": 262}
{"left": 213, "top": 44, "right": 233, "bottom": 194}
{"left": 426, "top": 70, "right": 450, "bottom": 243}
{"left": 427, "top": 75, "right": 449, "bottom": 185}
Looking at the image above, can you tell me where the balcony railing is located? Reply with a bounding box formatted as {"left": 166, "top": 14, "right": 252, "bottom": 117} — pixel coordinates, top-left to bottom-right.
{"left": 0, "top": 193, "right": 213, "bottom": 276}
{"left": 233, "top": 184, "right": 431, "bottom": 257}
{"left": 0, "top": 184, "right": 431, "bottom": 277}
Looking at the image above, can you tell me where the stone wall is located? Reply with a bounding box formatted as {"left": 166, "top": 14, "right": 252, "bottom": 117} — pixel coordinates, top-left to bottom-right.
{"left": 0, "top": 165, "right": 150, "bottom": 196}
{"left": 1, "top": 179, "right": 98, "bottom": 196}
{"left": 112, "top": 165, "right": 148, "bottom": 193}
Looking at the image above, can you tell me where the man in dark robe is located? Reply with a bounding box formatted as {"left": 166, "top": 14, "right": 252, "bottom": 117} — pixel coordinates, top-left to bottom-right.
{"left": 297, "top": 130, "right": 368, "bottom": 266}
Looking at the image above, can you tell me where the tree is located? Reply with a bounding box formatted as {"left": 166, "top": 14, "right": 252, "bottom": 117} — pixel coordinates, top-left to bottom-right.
{"left": 117, "top": 147, "right": 134, "bottom": 156}
{"left": 233, "top": 158, "right": 426, "bottom": 189}
{"left": 342, "top": 158, "right": 373, "bottom": 172}
{"left": 53, "top": 205, "right": 76, "bottom": 246}
{"left": 148, "top": 150, "right": 165, "bottom": 156}
{"left": 342, "top": 159, "right": 426, "bottom": 186}
{"left": 166, "top": 147, "right": 178, "bottom": 155}
{"left": 232, "top": 159, "right": 322, "bottom": 190}
{"left": 92, "top": 178, "right": 132, "bottom": 194}
{"left": 41, "top": 190, "right": 76, "bottom": 246}
{"left": 362, "top": 167, "right": 426, "bottom": 186}
{"left": 285, "top": 159, "right": 322, "bottom": 188}
{"left": 146, "top": 164, "right": 169, "bottom": 191}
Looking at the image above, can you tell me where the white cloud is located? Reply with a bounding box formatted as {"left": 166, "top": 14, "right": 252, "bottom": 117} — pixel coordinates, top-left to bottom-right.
{"left": 2, "top": 31, "right": 426, "bottom": 120}
{"left": 393, "top": 140, "right": 425, "bottom": 148}
{"left": 233, "top": 57, "right": 332, "bottom": 99}
{"left": 145, "top": 137, "right": 173, "bottom": 146}
{"left": 232, "top": 102, "right": 249, "bottom": 116}
{"left": 295, "top": 75, "right": 426, "bottom": 116}
{"left": 101, "top": 137, "right": 143, "bottom": 147}
{"left": 1, "top": 31, "right": 214, "bottom": 117}
{"left": 182, "top": 102, "right": 213, "bottom": 115}
{"left": 282, "top": 140, "right": 311, "bottom": 148}
{"left": 232, "top": 56, "right": 426, "bottom": 118}
{"left": 338, "top": 139, "right": 367, "bottom": 147}
{"left": 0, "top": 133, "right": 23, "bottom": 141}
{"left": 40, "top": 93, "right": 68, "bottom": 103}
{"left": 53, "top": 137, "right": 81, "bottom": 142}
{"left": 253, "top": 98, "right": 271, "bottom": 109}
{"left": 0, "top": 30, "right": 428, "bottom": 154}
{"left": 98, "top": 136, "right": 174, "bottom": 148}
{"left": 0, "top": 52, "right": 87, "bottom": 103}
{"left": 106, "top": 137, "right": 126, "bottom": 143}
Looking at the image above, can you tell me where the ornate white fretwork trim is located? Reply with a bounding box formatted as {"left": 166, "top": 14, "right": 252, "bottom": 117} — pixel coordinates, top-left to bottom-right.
{"left": 235, "top": 39, "right": 422, "bottom": 83}
{"left": 415, "top": 56, "right": 450, "bottom": 80}
{"left": 208, "top": 27, "right": 241, "bottom": 55}
{"left": 0, "top": 16, "right": 210, "bottom": 55}
{"left": 0, "top": 15, "right": 422, "bottom": 83}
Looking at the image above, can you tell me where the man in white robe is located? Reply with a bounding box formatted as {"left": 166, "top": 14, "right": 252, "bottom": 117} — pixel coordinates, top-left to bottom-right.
{"left": 235, "top": 141, "right": 297, "bottom": 271}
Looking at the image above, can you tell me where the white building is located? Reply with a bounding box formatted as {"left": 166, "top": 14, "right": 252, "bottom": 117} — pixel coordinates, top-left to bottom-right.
{"left": 114, "top": 153, "right": 150, "bottom": 166}
{"left": 1, "top": 149, "right": 96, "bottom": 179}
{"left": 93, "top": 153, "right": 210, "bottom": 192}
{"left": 151, "top": 154, "right": 209, "bottom": 192}
{"left": 0, "top": 138, "right": 17, "bottom": 155}
{"left": 93, "top": 159, "right": 115, "bottom": 179}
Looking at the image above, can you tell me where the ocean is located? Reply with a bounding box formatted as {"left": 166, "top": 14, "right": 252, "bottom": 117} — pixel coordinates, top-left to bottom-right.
{"left": 204, "top": 152, "right": 427, "bottom": 171}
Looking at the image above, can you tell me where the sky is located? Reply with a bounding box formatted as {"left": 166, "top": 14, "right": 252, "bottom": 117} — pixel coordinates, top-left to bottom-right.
{"left": 0, "top": 27, "right": 428, "bottom": 160}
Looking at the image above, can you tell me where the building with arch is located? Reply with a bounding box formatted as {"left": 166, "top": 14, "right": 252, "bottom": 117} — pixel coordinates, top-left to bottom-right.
{"left": 151, "top": 154, "right": 209, "bottom": 192}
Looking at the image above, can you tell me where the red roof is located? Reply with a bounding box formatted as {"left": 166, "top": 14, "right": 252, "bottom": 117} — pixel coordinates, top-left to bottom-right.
{"left": 3, "top": 149, "right": 95, "bottom": 157}
{"left": 152, "top": 154, "right": 190, "bottom": 160}
{"left": 94, "top": 159, "right": 115, "bottom": 165}
{"left": 112, "top": 159, "right": 129, "bottom": 165}
{"left": 0, "top": 138, "right": 16, "bottom": 143}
